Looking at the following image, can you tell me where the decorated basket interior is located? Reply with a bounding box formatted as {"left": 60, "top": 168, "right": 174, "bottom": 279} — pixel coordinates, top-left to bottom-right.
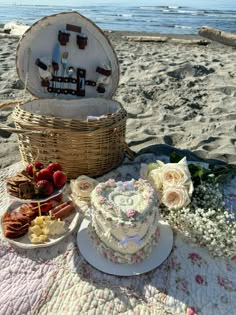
{"left": 16, "top": 11, "right": 119, "bottom": 99}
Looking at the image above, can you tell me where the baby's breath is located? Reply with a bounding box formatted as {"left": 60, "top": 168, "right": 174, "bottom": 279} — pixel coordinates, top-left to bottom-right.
{"left": 161, "top": 179, "right": 236, "bottom": 257}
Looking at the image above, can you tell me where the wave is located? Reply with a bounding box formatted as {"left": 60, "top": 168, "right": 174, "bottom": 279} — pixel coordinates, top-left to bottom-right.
{"left": 138, "top": 6, "right": 182, "bottom": 10}
{"left": 175, "top": 25, "right": 194, "bottom": 29}
{"left": 177, "top": 10, "right": 197, "bottom": 14}
{"left": 113, "top": 14, "right": 134, "bottom": 17}
{"left": 139, "top": 6, "right": 159, "bottom": 10}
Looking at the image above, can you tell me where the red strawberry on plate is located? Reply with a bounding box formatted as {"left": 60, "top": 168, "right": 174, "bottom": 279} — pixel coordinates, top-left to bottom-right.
{"left": 53, "top": 170, "right": 67, "bottom": 189}
{"left": 36, "top": 180, "right": 54, "bottom": 196}
{"left": 26, "top": 164, "right": 34, "bottom": 177}
{"left": 36, "top": 168, "right": 53, "bottom": 181}
{"left": 47, "top": 162, "right": 62, "bottom": 174}
{"left": 34, "top": 161, "right": 44, "bottom": 170}
{"left": 26, "top": 161, "right": 44, "bottom": 177}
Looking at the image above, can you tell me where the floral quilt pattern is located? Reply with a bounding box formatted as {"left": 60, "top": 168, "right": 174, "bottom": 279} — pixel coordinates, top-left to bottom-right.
{"left": 0, "top": 156, "right": 235, "bottom": 315}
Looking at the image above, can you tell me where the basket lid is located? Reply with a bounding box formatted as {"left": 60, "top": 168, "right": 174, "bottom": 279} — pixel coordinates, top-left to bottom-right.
{"left": 16, "top": 11, "right": 119, "bottom": 100}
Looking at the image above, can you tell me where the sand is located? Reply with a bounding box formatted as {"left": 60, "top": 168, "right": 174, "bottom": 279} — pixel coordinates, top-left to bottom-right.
{"left": 1, "top": 24, "right": 236, "bottom": 169}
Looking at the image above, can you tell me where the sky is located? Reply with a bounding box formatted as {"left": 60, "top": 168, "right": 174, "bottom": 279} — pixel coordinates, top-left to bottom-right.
{"left": 0, "top": 0, "right": 231, "bottom": 6}
{"left": 0, "top": 0, "right": 234, "bottom": 10}
{"left": 1, "top": 0, "right": 145, "bottom": 5}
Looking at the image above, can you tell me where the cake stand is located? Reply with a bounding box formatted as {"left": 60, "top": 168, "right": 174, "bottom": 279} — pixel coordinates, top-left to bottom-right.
{"left": 77, "top": 218, "right": 173, "bottom": 276}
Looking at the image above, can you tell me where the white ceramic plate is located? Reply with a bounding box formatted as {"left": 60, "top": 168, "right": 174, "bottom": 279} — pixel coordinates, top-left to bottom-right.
{"left": 5, "top": 184, "right": 66, "bottom": 203}
{"left": 77, "top": 219, "right": 173, "bottom": 276}
{"left": 1, "top": 200, "right": 80, "bottom": 249}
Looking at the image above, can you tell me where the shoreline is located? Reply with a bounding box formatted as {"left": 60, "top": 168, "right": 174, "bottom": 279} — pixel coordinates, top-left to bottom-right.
{"left": 1, "top": 26, "right": 236, "bottom": 169}
{"left": 0, "top": 21, "right": 228, "bottom": 42}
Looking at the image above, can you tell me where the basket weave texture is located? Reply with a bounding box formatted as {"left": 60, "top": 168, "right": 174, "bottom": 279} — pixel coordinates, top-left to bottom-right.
{"left": 11, "top": 98, "right": 127, "bottom": 179}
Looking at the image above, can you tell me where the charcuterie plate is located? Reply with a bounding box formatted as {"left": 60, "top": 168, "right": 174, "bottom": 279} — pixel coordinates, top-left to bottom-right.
{"left": 1, "top": 200, "right": 80, "bottom": 249}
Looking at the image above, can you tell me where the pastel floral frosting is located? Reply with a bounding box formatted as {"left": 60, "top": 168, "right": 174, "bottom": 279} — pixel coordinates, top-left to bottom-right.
{"left": 89, "top": 178, "right": 160, "bottom": 264}
{"left": 91, "top": 178, "right": 157, "bottom": 222}
{"left": 127, "top": 208, "right": 136, "bottom": 218}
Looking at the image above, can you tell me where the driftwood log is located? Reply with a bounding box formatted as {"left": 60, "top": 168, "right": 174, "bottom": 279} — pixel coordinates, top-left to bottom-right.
{"left": 0, "top": 33, "right": 20, "bottom": 39}
{"left": 199, "top": 26, "right": 236, "bottom": 47}
{"left": 123, "top": 35, "right": 210, "bottom": 45}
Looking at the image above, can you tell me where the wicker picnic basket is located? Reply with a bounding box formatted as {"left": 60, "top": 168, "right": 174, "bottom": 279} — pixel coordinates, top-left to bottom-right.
{"left": 0, "top": 12, "right": 133, "bottom": 179}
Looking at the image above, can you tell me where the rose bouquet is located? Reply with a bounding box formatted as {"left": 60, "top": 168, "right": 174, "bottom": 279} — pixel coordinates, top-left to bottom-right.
{"left": 141, "top": 157, "right": 193, "bottom": 209}
{"left": 140, "top": 155, "right": 236, "bottom": 258}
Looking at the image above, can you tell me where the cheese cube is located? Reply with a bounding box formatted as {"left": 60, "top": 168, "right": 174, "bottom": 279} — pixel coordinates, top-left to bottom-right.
{"left": 29, "top": 225, "right": 42, "bottom": 236}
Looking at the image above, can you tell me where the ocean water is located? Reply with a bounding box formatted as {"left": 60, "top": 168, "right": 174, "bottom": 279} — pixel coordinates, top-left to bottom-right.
{"left": 0, "top": 2, "right": 236, "bottom": 34}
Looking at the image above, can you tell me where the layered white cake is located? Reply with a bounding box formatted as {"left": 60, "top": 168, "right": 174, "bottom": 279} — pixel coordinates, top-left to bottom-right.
{"left": 88, "top": 178, "right": 160, "bottom": 264}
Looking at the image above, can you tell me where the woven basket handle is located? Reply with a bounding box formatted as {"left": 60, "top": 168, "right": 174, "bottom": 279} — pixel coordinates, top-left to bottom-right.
{"left": 0, "top": 123, "right": 42, "bottom": 135}
{"left": 0, "top": 100, "right": 25, "bottom": 109}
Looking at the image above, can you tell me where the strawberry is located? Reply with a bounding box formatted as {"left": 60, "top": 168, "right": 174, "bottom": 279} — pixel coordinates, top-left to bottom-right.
{"left": 26, "top": 164, "right": 33, "bottom": 177}
{"left": 26, "top": 161, "right": 44, "bottom": 177}
{"left": 36, "top": 168, "right": 53, "bottom": 181}
{"left": 34, "top": 161, "right": 44, "bottom": 170}
{"left": 36, "top": 180, "right": 54, "bottom": 196}
{"left": 53, "top": 170, "right": 67, "bottom": 189}
{"left": 47, "top": 162, "right": 62, "bottom": 174}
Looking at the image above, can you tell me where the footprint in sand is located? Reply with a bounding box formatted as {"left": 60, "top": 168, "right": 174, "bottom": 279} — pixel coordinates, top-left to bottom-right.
{"left": 0, "top": 51, "right": 11, "bottom": 57}
{"left": 214, "top": 86, "right": 236, "bottom": 96}
{"left": 167, "top": 63, "right": 215, "bottom": 80}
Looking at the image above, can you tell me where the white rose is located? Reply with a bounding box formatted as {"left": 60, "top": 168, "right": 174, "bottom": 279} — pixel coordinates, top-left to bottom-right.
{"left": 147, "top": 168, "right": 163, "bottom": 191}
{"left": 140, "top": 161, "right": 165, "bottom": 180}
{"left": 161, "top": 157, "right": 193, "bottom": 195}
{"left": 161, "top": 186, "right": 191, "bottom": 209}
{"left": 70, "top": 175, "right": 98, "bottom": 199}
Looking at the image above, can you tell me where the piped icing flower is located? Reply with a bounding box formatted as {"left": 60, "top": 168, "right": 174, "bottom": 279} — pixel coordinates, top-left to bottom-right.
{"left": 106, "top": 203, "right": 113, "bottom": 211}
{"left": 127, "top": 208, "right": 136, "bottom": 218}
{"left": 96, "top": 185, "right": 103, "bottom": 193}
{"left": 116, "top": 180, "right": 135, "bottom": 191}
{"left": 105, "top": 178, "right": 116, "bottom": 187}
{"left": 99, "top": 196, "right": 106, "bottom": 204}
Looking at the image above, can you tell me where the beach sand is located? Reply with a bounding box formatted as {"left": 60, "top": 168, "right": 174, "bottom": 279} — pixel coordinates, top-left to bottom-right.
{"left": 1, "top": 25, "right": 236, "bottom": 168}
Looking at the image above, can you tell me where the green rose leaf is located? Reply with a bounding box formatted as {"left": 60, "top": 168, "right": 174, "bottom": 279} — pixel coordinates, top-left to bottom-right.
{"left": 170, "top": 151, "right": 183, "bottom": 163}
{"left": 147, "top": 163, "right": 159, "bottom": 173}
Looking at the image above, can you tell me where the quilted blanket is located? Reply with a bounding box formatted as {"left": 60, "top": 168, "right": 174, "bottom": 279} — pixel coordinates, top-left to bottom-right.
{"left": 0, "top": 153, "right": 235, "bottom": 315}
